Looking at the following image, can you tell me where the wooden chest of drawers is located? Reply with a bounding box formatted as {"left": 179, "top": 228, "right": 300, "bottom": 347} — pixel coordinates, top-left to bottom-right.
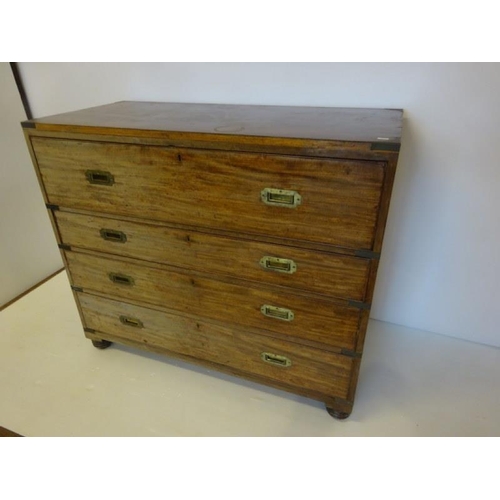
{"left": 22, "top": 102, "right": 402, "bottom": 419}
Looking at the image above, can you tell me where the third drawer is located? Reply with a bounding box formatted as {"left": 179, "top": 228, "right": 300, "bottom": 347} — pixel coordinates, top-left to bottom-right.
{"left": 66, "top": 250, "right": 363, "bottom": 351}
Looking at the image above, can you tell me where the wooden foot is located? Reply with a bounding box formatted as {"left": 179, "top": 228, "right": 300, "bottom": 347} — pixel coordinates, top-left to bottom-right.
{"left": 326, "top": 406, "right": 351, "bottom": 420}
{"left": 91, "top": 339, "right": 112, "bottom": 349}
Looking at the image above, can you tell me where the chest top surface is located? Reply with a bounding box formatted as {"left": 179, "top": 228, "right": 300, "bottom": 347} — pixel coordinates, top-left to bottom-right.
{"left": 24, "top": 101, "right": 403, "bottom": 144}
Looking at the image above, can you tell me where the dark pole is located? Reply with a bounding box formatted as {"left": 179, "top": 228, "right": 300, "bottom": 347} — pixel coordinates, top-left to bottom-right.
{"left": 10, "top": 62, "right": 33, "bottom": 120}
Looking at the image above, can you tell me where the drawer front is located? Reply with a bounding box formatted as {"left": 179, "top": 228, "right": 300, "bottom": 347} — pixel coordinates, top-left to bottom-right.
{"left": 33, "top": 137, "right": 385, "bottom": 250}
{"left": 78, "top": 292, "right": 354, "bottom": 399}
{"left": 56, "top": 211, "right": 370, "bottom": 301}
{"left": 66, "top": 251, "right": 361, "bottom": 350}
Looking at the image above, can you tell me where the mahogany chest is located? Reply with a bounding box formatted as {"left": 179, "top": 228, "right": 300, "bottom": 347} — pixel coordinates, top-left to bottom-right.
{"left": 22, "top": 101, "right": 402, "bottom": 419}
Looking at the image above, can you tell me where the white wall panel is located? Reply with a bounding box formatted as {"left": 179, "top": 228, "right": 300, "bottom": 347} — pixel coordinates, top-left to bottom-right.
{"left": 0, "top": 63, "right": 62, "bottom": 306}
{"left": 18, "top": 63, "right": 500, "bottom": 346}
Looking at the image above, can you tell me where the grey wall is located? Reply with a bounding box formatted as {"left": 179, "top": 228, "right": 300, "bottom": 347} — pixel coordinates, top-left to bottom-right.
{"left": 0, "top": 63, "right": 62, "bottom": 306}
{"left": 16, "top": 62, "right": 500, "bottom": 347}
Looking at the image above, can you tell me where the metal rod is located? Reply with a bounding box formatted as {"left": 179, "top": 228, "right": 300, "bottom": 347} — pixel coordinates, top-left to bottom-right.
{"left": 9, "top": 62, "right": 33, "bottom": 120}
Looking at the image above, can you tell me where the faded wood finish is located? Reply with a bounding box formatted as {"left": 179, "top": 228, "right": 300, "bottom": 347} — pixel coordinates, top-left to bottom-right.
{"left": 55, "top": 211, "right": 371, "bottom": 301}
{"left": 372, "top": 155, "right": 399, "bottom": 254}
{"left": 21, "top": 129, "right": 90, "bottom": 329}
{"left": 22, "top": 102, "right": 403, "bottom": 419}
{"left": 26, "top": 127, "right": 400, "bottom": 162}
{"left": 32, "top": 138, "right": 385, "bottom": 250}
{"left": 22, "top": 129, "right": 89, "bottom": 327}
{"left": 45, "top": 207, "right": 89, "bottom": 330}
{"left": 79, "top": 292, "right": 354, "bottom": 399}
{"left": 83, "top": 326, "right": 348, "bottom": 408}
{"left": 57, "top": 206, "right": 372, "bottom": 257}
{"left": 66, "top": 251, "right": 361, "bottom": 351}
{"left": 26, "top": 101, "right": 403, "bottom": 144}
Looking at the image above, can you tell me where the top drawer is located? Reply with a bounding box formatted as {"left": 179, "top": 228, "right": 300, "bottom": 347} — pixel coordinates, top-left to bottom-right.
{"left": 32, "top": 137, "right": 385, "bottom": 250}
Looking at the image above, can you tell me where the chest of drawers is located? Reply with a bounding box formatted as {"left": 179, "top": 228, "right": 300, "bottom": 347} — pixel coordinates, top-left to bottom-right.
{"left": 22, "top": 101, "right": 402, "bottom": 419}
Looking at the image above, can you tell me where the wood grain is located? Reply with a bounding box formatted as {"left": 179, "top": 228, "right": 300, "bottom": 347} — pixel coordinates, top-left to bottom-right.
{"left": 65, "top": 250, "right": 361, "bottom": 351}
{"left": 56, "top": 206, "right": 373, "bottom": 257}
{"left": 21, "top": 101, "right": 403, "bottom": 417}
{"left": 27, "top": 101, "right": 403, "bottom": 144}
{"left": 21, "top": 129, "right": 90, "bottom": 329}
{"left": 33, "top": 138, "right": 385, "bottom": 250}
{"left": 78, "top": 292, "right": 354, "bottom": 399}
{"left": 372, "top": 155, "right": 399, "bottom": 253}
{"left": 83, "top": 326, "right": 347, "bottom": 408}
{"left": 55, "top": 210, "right": 371, "bottom": 301}
{"left": 26, "top": 127, "right": 401, "bottom": 162}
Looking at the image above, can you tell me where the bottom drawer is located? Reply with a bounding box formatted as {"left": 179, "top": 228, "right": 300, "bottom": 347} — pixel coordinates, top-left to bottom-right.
{"left": 78, "top": 292, "right": 354, "bottom": 400}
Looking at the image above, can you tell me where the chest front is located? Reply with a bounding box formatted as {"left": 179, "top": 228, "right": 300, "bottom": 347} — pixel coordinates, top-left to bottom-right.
{"left": 23, "top": 101, "right": 403, "bottom": 420}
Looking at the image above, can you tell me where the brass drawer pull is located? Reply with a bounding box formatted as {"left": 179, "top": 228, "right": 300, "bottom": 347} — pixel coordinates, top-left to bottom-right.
{"left": 261, "top": 352, "right": 292, "bottom": 367}
{"left": 261, "top": 188, "right": 302, "bottom": 208}
{"left": 85, "top": 170, "right": 115, "bottom": 186}
{"left": 260, "top": 304, "right": 294, "bottom": 321}
{"left": 260, "top": 256, "right": 297, "bottom": 274}
{"left": 100, "top": 228, "right": 127, "bottom": 243}
{"left": 119, "top": 315, "right": 143, "bottom": 328}
{"left": 109, "top": 273, "right": 135, "bottom": 286}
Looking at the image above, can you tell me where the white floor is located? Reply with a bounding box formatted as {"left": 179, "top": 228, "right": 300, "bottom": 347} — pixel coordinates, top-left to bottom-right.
{"left": 1, "top": 271, "right": 499, "bottom": 437}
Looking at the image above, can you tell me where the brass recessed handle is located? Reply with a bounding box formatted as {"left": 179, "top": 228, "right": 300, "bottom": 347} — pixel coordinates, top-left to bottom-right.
{"left": 109, "top": 273, "right": 135, "bottom": 286}
{"left": 119, "top": 315, "right": 143, "bottom": 328}
{"left": 261, "top": 352, "right": 291, "bottom": 367}
{"left": 260, "top": 256, "right": 297, "bottom": 274}
{"left": 100, "top": 228, "right": 127, "bottom": 243}
{"left": 85, "top": 170, "right": 114, "bottom": 186}
{"left": 261, "top": 188, "right": 301, "bottom": 208}
{"left": 260, "top": 304, "right": 294, "bottom": 321}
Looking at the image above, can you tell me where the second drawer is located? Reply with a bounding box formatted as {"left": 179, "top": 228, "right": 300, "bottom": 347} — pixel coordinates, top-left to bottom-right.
{"left": 66, "top": 251, "right": 362, "bottom": 351}
{"left": 55, "top": 211, "right": 371, "bottom": 301}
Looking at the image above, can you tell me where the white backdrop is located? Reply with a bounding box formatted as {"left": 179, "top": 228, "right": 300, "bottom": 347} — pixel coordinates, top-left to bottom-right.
{"left": 17, "top": 63, "right": 500, "bottom": 347}
{"left": 0, "top": 63, "right": 62, "bottom": 306}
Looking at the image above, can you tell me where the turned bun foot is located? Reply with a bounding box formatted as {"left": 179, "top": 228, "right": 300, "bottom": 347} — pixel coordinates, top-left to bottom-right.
{"left": 91, "top": 339, "right": 112, "bottom": 349}
{"left": 326, "top": 405, "right": 351, "bottom": 420}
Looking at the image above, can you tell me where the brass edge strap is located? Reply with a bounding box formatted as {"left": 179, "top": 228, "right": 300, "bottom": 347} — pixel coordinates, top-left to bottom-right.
{"left": 370, "top": 142, "right": 401, "bottom": 152}
{"left": 348, "top": 300, "right": 371, "bottom": 310}
{"left": 340, "top": 349, "right": 362, "bottom": 359}
{"left": 354, "top": 249, "right": 380, "bottom": 259}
